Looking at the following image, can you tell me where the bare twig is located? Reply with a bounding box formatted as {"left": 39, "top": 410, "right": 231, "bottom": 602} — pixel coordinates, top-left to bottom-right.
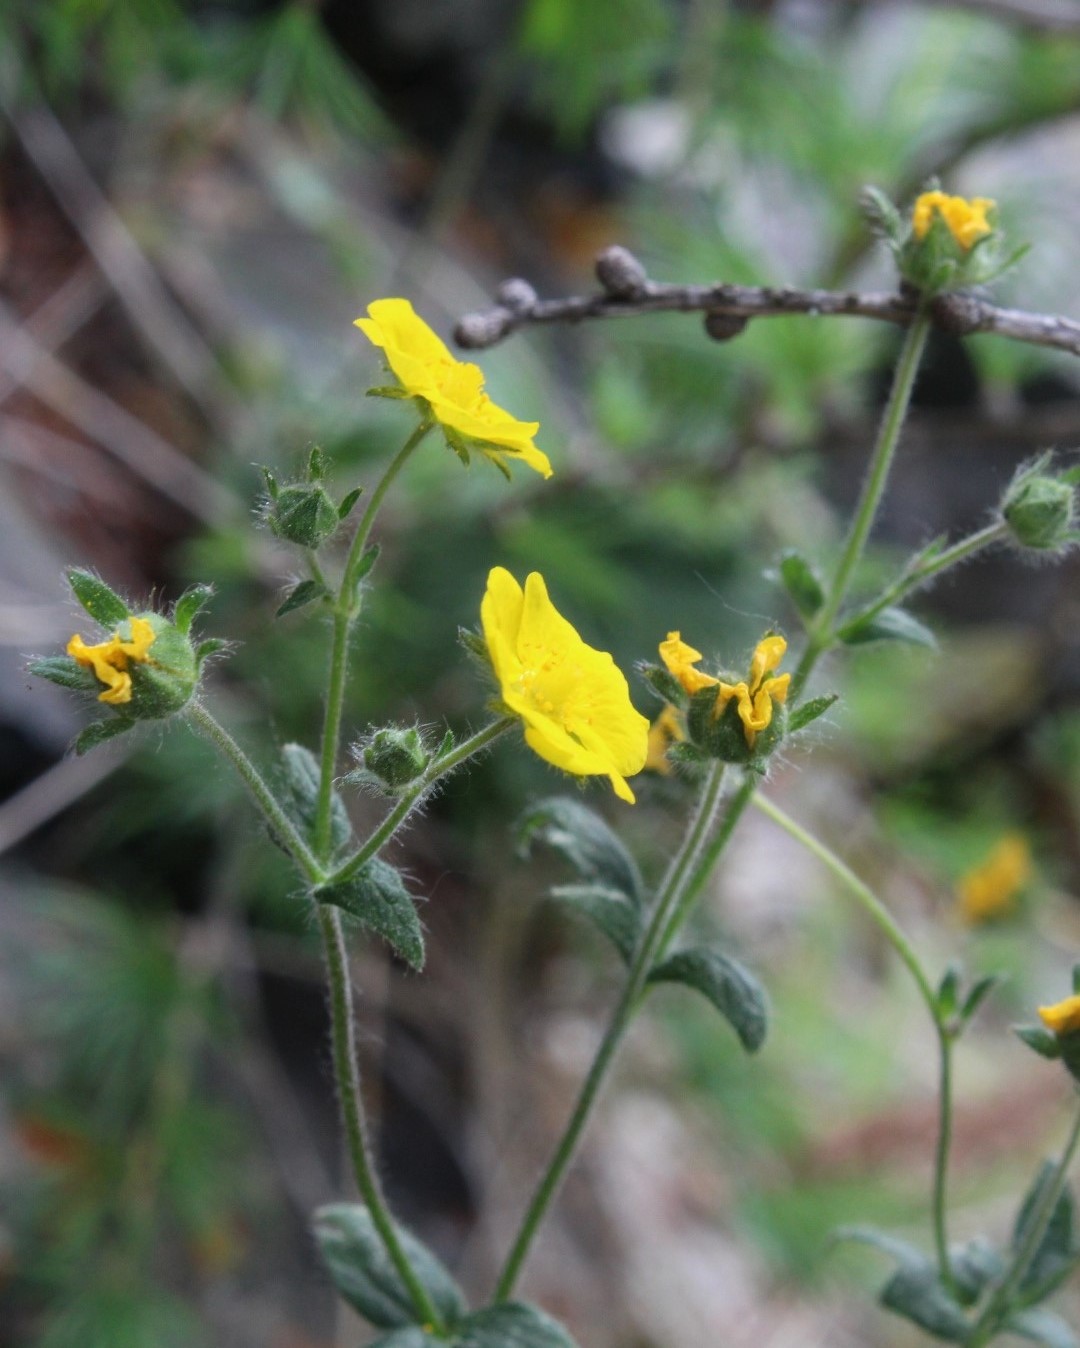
{"left": 454, "top": 246, "right": 1080, "bottom": 359}
{"left": 870, "top": 0, "right": 1080, "bottom": 35}
{"left": 0, "top": 747, "right": 127, "bottom": 856}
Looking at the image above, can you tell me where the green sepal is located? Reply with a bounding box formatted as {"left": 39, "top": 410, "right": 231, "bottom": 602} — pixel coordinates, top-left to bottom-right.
{"left": 960, "top": 973, "right": 1003, "bottom": 1025}
{"left": 443, "top": 426, "right": 473, "bottom": 468}
{"left": 29, "top": 655, "right": 99, "bottom": 694}
{"left": 124, "top": 613, "right": 198, "bottom": 717}
{"left": 936, "top": 962, "right": 962, "bottom": 1019}
{"left": 549, "top": 884, "right": 641, "bottom": 965}
{"left": 260, "top": 466, "right": 279, "bottom": 499}
{"left": 1013, "top": 1161, "right": 1076, "bottom": 1301}
{"left": 173, "top": 584, "right": 214, "bottom": 635}
{"left": 454, "top": 1303, "right": 580, "bottom": 1347}
{"left": 860, "top": 185, "right": 903, "bottom": 246}
{"left": 195, "top": 638, "right": 230, "bottom": 668}
{"left": 838, "top": 606, "right": 936, "bottom": 649}
{"left": 276, "top": 579, "right": 329, "bottom": 618}
{"left": 775, "top": 550, "right": 825, "bottom": 620}
{"left": 338, "top": 486, "right": 363, "bottom": 520}
{"left": 518, "top": 796, "right": 643, "bottom": 906}
{"left": 648, "top": 947, "right": 768, "bottom": 1053}
{"left": 66, "top": 568, "right": 130, "bottom": 627}
{"left": 353, "top": 544, "right": 381, "bottom": 586}
{"left": 665, "top": 740, "right": 709, "bottom": 780}
{"left": 638, "top": 662, "right": 688, "bottom": 708}
{"left": 366, "top": 385, "right": 414, "bottom": 400}
{"left": 312, "top": 1203, "right": 466, "bottom": 1330}
{"left": 787, "top": 694, "right": 837, "bottom": 736}
{"left": 279, "top": 743, "right": 351, "bottom": 854}
{"left": 74, "top": 716, "right": 134, "bottom": 755}
{"left": 1006, "top": 1308, "right": 1079, "bottom": 1348}
{"left": 315, "top": 859, "right": 425, "bottom": 971}
{"left": 878, "top": 1259, "right": 971, "bottom": 1341}
{"left": 308, "top": 445, "right": 329, "bottom": 480}
{"left": 1015, "top": 1024, "right": 1063, "bottom": 1060}
{"left": 435, "top": 728, "right": 455, "bottom": 759}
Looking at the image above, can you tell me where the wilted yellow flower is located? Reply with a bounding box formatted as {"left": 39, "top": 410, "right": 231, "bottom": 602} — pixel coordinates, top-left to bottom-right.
{"left": 645, "top": 705, "right": 686, "bottom": 774}
{"left": 911, "top": 191, "right": 995, "bottom": 251}
{"left": 481, "top": 567, "right": 648, "bottom": 803}
{"left": 67, "top": 618, "right": 156, "bottom": 705}
{"left": 660, "top": 631, "right": 790, "bottom": 748}
{"left": 355, "top": 299, "right": 552, "bottom": 479}
{"left": 1039, "top": 994, "right": 1080, "bottom": 1037}
{"left": 956, "top": 833, "right": 1031, "bottom": 925}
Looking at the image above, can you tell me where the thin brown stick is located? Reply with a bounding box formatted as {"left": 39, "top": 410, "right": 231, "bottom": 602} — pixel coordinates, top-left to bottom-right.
{"left": 454, "top": 247, "right": 1080, "bottom": 359}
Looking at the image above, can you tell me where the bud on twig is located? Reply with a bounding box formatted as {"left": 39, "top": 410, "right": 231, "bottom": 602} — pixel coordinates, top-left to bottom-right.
{"left": 496, "top": 278, "right": 538, "bottom": 313}
{"left": 595, "top": 245, "right": 648, "bottom": 299}
{"left": 704, "top": 311, "right": 749, "bottom": 343}
{"left": 454, "top": 309, "right": 515, "bottom": 349}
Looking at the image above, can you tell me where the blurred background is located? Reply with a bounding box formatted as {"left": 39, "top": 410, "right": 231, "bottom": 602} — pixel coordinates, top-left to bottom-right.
{"left": 3, "top": 1, "right": 1080, "bottom": 1344}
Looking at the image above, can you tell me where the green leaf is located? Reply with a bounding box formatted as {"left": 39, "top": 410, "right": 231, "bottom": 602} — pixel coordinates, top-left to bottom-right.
{"left": 960, "top": 974, "right": 1004, "bottom": 1024}
{"left": 316, "top": 859, "right": 425, "bottom": 970}
{"left": 648, "top": 947, "right": 768, "bottom": 1053}
{"left": 29, "top": 655, "right": 99, "bottom": 693}
{"left": 776, "top": 550, "right": 825, "bottom": 620}
{"left": 369, "top": 1331, "right": 435, "bottom": 1348}
{"left": 338, "top": 486, "right": 363, "bottom": 520}
{"left": 950, "top": 1237, "right": 1004, "bottom": 1306}
{"left": 276, "top": 579, "right": 328, "bottom": 618}
{"left": 838, "top": 606, "right": 936, "bottom": 649}
{"left": 279, "top": 743, "right": 351, "bottom": 853}
{"left": 456, "top": 1302, "right": 580, "bottom": 1348}
{"left": 1007, "top": 1308, "right": 1079, "bottom": 1348}
{"left": 353, "top": 544, "right": 381, "bottom": 584}
{"left": 74, "top": 717, "right": 133, "bottom": 755}
{"left": 549, "top": 884, "right": 641, "bottom": 965}
{"left": 1015, "top": 1024, "right": 1062, "bottom": 1060}
{"left": 1013, "top": 1161, "right": 1075, "bottom": 1298}
{"left": 937, "top": 962, "right": 962, "bottom": 1018}
{"left": 518, "top": 797, "right": 643, "bottom": 906}
{"left": 67, "top": 568, "right": 130, "bottom": 627}
{"left": 312, "top": 1203, "right": 466, "bottom": 1330}
{"left": 879, "top": 1260, "right": 971, "bottom": 1341}
{"left": 173, "top": 583, "right": 214, "bottom": 634}
{"left": 834, "top": 1224, "right": 926, "bottom": 1267}
{"left": 1072, "top": 962, "right": 1080, "bottom": 995}
{"left": 786, "top": 694, "right": 837, "bottom": 735}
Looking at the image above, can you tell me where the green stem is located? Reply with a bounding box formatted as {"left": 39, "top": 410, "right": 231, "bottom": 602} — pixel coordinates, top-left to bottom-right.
{"left": 967, "top": 1100, "right": 1080, "bottom": 1347}
{"left": 187, "top": 701, "right": 323, "bottom": 885}
{"left": 933, "top": 1027, "right": 957, "bottom": 1292}
{"left": 313, "top": 419, "right": 433, "bottom": 858}
{"left": 495, "top": 762, "right": 756, "bottom": 1302}
{"left": 326, "top": 717, "right": 515, "bottom": 888}
{"left": 790, "top": 311, "right": 931, "bottom": 701}
{"left": 318, "top": 904, "right": 445, "bottom": 1331}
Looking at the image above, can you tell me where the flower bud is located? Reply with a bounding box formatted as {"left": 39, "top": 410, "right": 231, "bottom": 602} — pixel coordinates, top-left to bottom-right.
{"left": 1001, "top": 455, "right": 1078, "bottom": 553}
{"left": 265, "top": 481, "right": 339, "bottom": 549}
{"left": 595, "top": 245, "right": 648, "bottom": 299}
{"left": 496, "top": 278, "right": 538, "bottom": 313}
{"left": 361, "top": 726, "right": 429, "bottom": 791}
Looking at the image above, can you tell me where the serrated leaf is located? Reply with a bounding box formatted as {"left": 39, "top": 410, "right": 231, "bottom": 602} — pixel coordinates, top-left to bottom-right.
{"left": 834, "top": 1225, "right": 926, "bottom": 1267}
{"left": 961, "top": 974, "right": 1004, "bottom": 1023}
{"left": 1008, "top": 1308, "right": 1080, "bottom": 1348}
{"left": 879, "top": 1260, "right": 971, "bottom": 1341}
{"left": 67, "top": 568, "right": 130, "bottom": 627}
{"left": 316, "top": 859, "right": 425, "bottom": 970}
{"left": 457, "top": 1302, "right": 580, "bottom": 1348}
{"left": 838, "top": 606, "right": 936, "bottom": 649}
{"left": 313, "top": 1203, "right": 465, "bottom": 1330}
{"left": 518, "top": 797, "right": 643, "bottom": 906}
{"left": 787, "top": 694, "right": 838, "bottom": 735}
{"left": 173, "top": 583, "right": 213, "bottom": 634}
{"left": 276, "top": 579, "right": 328, "bottom": 618}
{"left": 74, "top": 717, "right": 133, "bottom": 755}
{"left": 1015, "top": 1024, "right": 1062, "bottom": 1060}
{"left": 338, "top": 486, "right": 363, "bottom": 520}
{"left": 279, "top": 743, "right": 350, "bottom": 853}
{"left": 648, "top": 947, "right": 767, "bottom": 1053}
{"left": 29, "top": 655, "right": 99, "bottom": 693}
{"left": 1013, "top": 1161, "right": 1075, "bottom": 1297}
{"left": 550, "top": 884, "right": 642, "bottom": 965}
{"left": 776, "top": 550, "right": 825, "bottom": 620}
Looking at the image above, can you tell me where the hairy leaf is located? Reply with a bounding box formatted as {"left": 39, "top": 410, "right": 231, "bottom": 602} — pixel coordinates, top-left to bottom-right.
{"left": 316, "top": 859, "right": 425, "bottom": 970}
{"left": 550, "top": 884, "right": 641, "bottom": 964}
{"left": 518, "top": 797, "right": 642, "bottom": 905}
{"left": 67, "top": 567, "right": 130, "bottom": 627}
{"left": 648, "top": 947, "right": 767, "bottom": 1052}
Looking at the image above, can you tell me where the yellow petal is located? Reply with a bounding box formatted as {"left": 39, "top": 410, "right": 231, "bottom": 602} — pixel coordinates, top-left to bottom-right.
{"left": 748, "top": 635, "right": 787, "bottom": 693}
{"left": 1039, "top": 994, "right": 1080, "bottom": 1036}
{"left": 659, "top": 631, "right": 719, "bottom": 694}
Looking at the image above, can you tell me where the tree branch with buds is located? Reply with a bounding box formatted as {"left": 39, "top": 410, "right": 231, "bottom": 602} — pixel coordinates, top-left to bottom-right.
{"left": 455, "top": 245, "right": 1080, "bottom": 359}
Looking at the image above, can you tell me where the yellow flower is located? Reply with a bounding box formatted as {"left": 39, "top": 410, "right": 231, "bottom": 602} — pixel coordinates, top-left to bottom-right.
{"left": 659, "top": 631, "right": 790, "bottom": 748}
{"left": 956, "top": 833, "right": 1032, "bottom": 925}
{"left": 645, "top": 705, "right": 686, "bottom": 775}
{"left": 1039, "top": 994, "right": 1080, "bottom": 1037}
{"left": 481, "top": 567, "right": 648, "bottom": 803}
{"left": 67, "top": 617, "right": 156, "bottom": 705}
{"left": 355, "top": 298, "right": 552, "bottom": 479}
{"left": 911, "top": 191, "right": 995, "bottom": 251}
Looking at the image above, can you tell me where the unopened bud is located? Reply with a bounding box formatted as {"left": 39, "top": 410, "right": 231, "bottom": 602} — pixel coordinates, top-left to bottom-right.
{"left": 362, "top": 726, "right": 429, "bottom": 791}
{"left": 704, "top": 311, "right": 748, "bottom": 342}
{"left": 1002, "top": 455, "right": 1077, "bottom": 553}
{"left": 454, "top": 309, "right": 514, "bottom": 349}
{"left": 266, "top": 482, "right": 339, "bottom": 549}
{"left": 496, "top": 278, "right": 538, "bottom": 313}
{"left": 595, "top": 245, "right": 648, "bottom": 299}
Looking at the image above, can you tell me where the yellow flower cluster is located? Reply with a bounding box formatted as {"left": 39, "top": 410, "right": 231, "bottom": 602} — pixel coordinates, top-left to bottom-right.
{"left": 355, "top": 299, "right": 552, "bottom": 479}
{"left": 481, "top": 567, "right": 648, "bottom": 802}
{"left": 659, "top": 632, "right": 790, "bottom": 748}
{"left": 67, "top": 618, "right": 156, "bottom": 705}
{"left": 911, "top": 191, "right": 995, "bottom": 251}
{"left": 955, "top": 833, "right": 1031, "bottom": 925}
